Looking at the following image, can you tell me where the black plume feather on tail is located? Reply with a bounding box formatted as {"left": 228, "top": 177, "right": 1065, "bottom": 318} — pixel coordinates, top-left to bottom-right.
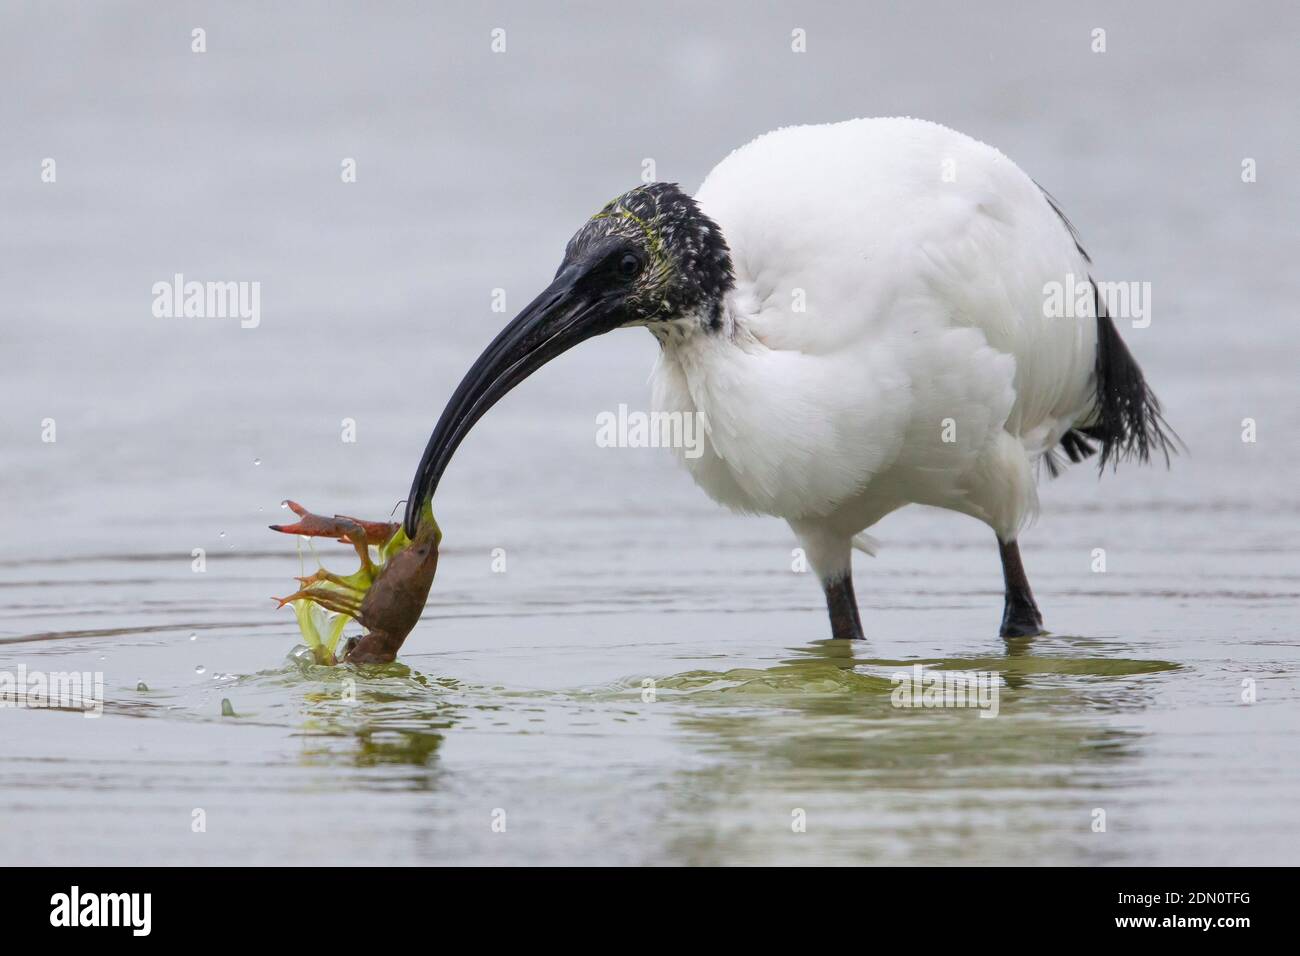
{"left": 1086, "top": 278, "right": 1180, "bottom": 470}
{"left": 1037, "top": 184, "right": 1181, "bottom": 477}
{"left": 1048, "top": 278, "right": 1180, "bottom": 476}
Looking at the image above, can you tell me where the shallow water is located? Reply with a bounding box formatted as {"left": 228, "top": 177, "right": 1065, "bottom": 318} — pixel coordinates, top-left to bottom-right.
{"left": 2, "top": 1, "right": 1298, "bottom": 865}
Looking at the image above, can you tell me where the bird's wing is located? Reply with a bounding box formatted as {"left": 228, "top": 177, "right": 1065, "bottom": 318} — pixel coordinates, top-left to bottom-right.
{"left": 695, "top": 117, "right": 1099, "bottom": 458}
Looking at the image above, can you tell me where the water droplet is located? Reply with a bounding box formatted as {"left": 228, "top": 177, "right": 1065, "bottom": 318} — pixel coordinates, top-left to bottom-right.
{"left": 253, "top": 458, "right": 261, "bottom": 466}
{"left": 221, "top": 698, "right": 236, "bottom": 717}
{"left": 195, "top": 665, "right": 205, "bottom": 675}
{"left": 280, "top": 501, "right": 290, "bottom": 510}
{"left": 136, "top": 680, "right": 149, "bottom": 692}
{"left": 218, "top": 531, "right": 227, "bottom": 539}
{"left": 189, "top": 633, "right": 197, "bottom": 641}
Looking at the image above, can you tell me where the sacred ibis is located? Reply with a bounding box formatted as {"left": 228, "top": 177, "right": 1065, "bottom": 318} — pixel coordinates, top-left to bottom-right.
{"left": 406, "top": 117, "right": 1176, "bottom": 640}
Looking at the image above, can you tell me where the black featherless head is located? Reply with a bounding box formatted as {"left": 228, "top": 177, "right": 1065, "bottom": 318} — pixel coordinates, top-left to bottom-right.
{"left": 562, "top": 183, "right": 735, "bottom": 327}
{"left": 404, "top": 183, "right": 733, "bottom": 534}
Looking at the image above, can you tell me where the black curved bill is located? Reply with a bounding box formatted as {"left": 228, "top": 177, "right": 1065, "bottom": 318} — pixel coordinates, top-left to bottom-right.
{"left": 404, "top": 265, "right": 618, "bottom": 536}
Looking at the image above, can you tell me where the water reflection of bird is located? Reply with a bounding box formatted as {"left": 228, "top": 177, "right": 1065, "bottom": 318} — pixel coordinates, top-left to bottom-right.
{"left": 406, "top": 118, "right": 1176, "bottom": 642}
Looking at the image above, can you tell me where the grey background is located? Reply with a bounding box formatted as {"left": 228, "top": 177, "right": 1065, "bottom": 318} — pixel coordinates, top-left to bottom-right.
{"left": 0, "top": 1, "right": 1297, "bottom": 865}
{"left": 3, "top": 1, "right": 1296, "bottom": 544}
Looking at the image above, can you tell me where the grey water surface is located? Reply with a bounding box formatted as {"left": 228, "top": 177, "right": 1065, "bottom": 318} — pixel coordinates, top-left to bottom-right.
{"left": 1, "top": 1, "right": 1297, "bottom": 864}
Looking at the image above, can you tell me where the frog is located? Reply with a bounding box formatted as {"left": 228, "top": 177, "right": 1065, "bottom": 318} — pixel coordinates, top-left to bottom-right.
{"left": 270, "top": 499, "right": 440, "bottom": 665}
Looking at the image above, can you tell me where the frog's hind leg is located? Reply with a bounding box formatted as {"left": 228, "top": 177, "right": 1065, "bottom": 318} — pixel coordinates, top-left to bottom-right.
{"left": 331, "top": 518, "right": 379, "bottom": 576}
{"left": 294, "top": 568, "right": 363, "bottom": 590}
{"left": 334, "top": 514, "right": 400, "bottom": 547}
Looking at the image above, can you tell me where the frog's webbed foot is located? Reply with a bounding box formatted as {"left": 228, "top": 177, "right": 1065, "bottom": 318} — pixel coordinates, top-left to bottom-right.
{"left": 272, "top": 585, "right": 363, "bottom": 620}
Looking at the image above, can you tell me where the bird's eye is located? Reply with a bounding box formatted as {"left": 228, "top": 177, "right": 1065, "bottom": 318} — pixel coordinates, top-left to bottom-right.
{"left": 618, "top": 252, "right": 642, "bottom": 279}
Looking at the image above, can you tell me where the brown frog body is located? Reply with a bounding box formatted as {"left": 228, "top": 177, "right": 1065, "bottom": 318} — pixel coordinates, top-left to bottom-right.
{"left": 270, "top": 500, "right": 440, "bottom": 665}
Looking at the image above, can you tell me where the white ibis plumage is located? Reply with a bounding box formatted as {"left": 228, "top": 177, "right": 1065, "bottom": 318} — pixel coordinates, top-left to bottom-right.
{"left": 406, "top": 117, "right": 1176, "bottom": 640}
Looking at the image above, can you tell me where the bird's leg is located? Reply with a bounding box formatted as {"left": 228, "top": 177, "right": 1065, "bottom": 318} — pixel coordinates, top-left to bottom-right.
{"left": 789, "top": 521, "right": 865, "bottom": 640}
{"left": 997, "top": 537, "right": 1044, "bottom": 637}
{"left": 823, "top": 573, "right": 865, "bottom": 640}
